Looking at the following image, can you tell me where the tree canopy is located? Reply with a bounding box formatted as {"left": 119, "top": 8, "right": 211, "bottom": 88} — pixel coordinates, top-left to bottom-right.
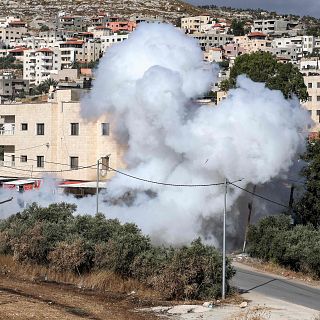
{"left": 230, "top": 19, "right": 245, "bottom": 36}
{"left": 221, "top": 51, "right": 308, "bottom": 102}
{"left": 294, "top": 137, "right": 320, "bottom": 228}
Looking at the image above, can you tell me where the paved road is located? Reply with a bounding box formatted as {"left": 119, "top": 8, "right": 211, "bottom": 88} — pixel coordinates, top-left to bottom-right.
{"left": 231, "top": 266, "right": 320, "bottom": 311}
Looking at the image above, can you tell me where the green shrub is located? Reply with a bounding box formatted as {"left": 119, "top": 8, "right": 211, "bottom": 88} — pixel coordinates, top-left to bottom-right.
{"left": 0, "top": 203, "right": 235, "bottom": 299}
{"left": 247, "top": 215, "right": 320, "bottom": 279}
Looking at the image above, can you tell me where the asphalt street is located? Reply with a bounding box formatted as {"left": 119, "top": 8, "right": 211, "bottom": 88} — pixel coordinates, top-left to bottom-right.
{"left": 231, "top": 266, "right": 320, "bottom": 311}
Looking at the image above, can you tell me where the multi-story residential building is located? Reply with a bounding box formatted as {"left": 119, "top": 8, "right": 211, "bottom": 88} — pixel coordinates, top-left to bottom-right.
{"left": 24, "top": 47, "right": 62, "bottom": 86}
{"left": 91, "top": 13, "right": 109, "bottom": 27}
{"left": 0, "top": 25, "right": 27, "bottom": 47}
{"left": 190, "top": 30, "right": 233, "bottom": 51}
{"left": 234, "top": 33, "right": 272, "bottom": 53}
{"left": 300, "top": 57, "right": 320, "bottom": 74}
{"left": 90, "top": 26, "right": 113, "bottom": 38}
{"left": 272, "top": 36, "right": 303, "bottom": 58}
{"left": 58, "top": 15, "right": 85, "bottom": 31}
{"left": 0, "top": 88, "right": 124, "bottom": 181}
{"left": 271, "top": 46, "right": 298, "bottom": 62}
{"left": 100, "top": 33, "right": 129, "bottom": 52}
{"left": 0, "top": 16, "right": 21, "bottom": 28}
{"left": 8, "top": 46, "right": 29, "bottom": 62}
{"left": 252, "top": 19, "right": 303, "bottom": 36}
{"left": 39, "top": 30, "right": 74, "bottom": 44}
{"left": 130, "top": 15, "right": 164, "bottom": 25}
{"left": 59, "top": 39, "right": 101, "bottom": 63}
{"left": 203, "top": 47, "right": 223, "bottom": 63}
{"left": 303, "top": 75, "right": 320, "bottom": 133}
{"left": 181, "top": 16, "right": 211, "bottom": 34}
{"left": 302, "top": 35, "right": 315, "bottom": 54}
{"left": 0, "top": 72, "right": 29, "bottom": 100}
{"left": 222, "top": 43, "right": 245, "bottom": 59}
{"left": 106, "top": 21, "right": 136, "bottom": 33}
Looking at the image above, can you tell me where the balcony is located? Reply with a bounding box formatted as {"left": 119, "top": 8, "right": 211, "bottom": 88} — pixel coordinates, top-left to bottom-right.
{"left": 0, "top": 160, "right": 15, "bottom": 167}
{"left": 0, "top": 123, "right": 15, "bottom": 135}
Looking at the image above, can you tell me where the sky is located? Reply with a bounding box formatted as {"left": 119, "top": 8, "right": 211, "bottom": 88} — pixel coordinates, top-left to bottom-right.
{"left": 185, "top": 0, "right": 320, "bottom": 18}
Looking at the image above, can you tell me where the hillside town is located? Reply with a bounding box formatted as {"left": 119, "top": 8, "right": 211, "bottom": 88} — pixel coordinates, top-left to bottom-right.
{"left": 0, "top": 2, "right": 319, "bottom": 319}
{"left": 1, "top": 9, "right": 320, "bottom": 192}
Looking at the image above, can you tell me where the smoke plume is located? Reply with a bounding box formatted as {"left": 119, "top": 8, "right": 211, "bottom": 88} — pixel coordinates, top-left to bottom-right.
{"left": 80, "top": 23, "right": 311, "bottom": 246}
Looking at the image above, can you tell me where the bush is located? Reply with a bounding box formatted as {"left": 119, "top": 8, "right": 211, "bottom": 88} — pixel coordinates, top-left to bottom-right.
{"left": 0, "top": 203, "right": 235, "bottom": 299}
{"left": 48, "top": 237, "right": 88, "bottom": 273}
{"left": 247, "top": 215, "right": 320, "bottom": 279}
{"left": 155, "top": 239, "right": 235, "bottom": 299}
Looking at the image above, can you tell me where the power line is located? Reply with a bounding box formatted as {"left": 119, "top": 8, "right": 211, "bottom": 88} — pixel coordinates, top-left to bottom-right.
{"left": 230, "top": 182, "right": 289, "bottom": 209}
{"left": 106, "top": 165, "right": 242, "bottom": 187}
{"left": 0, "top": 197, "right": 13, "bottom": 205}
{"left": 14, "top": 143, "right": 49, "bottom": 152}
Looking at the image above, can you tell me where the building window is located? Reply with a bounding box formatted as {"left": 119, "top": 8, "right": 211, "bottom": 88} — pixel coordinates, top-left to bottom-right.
{"left": 317, "top": 82, "right": 320, "bottom": 88}
{"left": 37, "top": 156, "right": 44, "bottom": 168}
{"left": 20, "top": 155, "right": 27, "bottom": 162}
{"left": 21, "top": 123, "right": 28, "bottom": 131}
{"left": 70, "top": 156, "right": 79, "bottom": 169}
{"left": 317, "top": 96, "right": 320, "bottom": 102}
{"left": 70, "top": 123, "right": 79, "bottom": 135}
{"left": 308, "top": 83, "right": 312, "bottom": 88}
{"left": 37, "top": 123, "right": 44, "bottom": 135}
{"left": 101, "top": 123, "right": 109, "bottom": 136}
{"left": 308, "top": 96, "right": 312, "bottom": 102}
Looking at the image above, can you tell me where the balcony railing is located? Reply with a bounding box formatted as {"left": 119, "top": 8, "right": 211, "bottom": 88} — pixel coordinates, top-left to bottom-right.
{"left": 0, "top": 129, "right": 15, "bottom": 135}
{"left": 0, "top": 161, "right": 15, "bottom": 167}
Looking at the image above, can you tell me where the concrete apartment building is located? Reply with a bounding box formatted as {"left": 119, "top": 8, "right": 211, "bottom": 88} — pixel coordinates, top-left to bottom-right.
{"left": 24, "top": 47, "right": 62, "bottom": 86}
{"left": 234, "top": 33, "right": 272, "bottom": 54}
{"left": 181, "top": 16, "right": 211, "bottom": 33}
{"left": 0, "top": 72, "right": 29, "bottom": 100}
{"left": 252, "top": 19, "right": 303, "bottom": 36}
{"left": 190, "top": 31, "right": 233, "bottom": 51}
{"left": 303, "top": 75, "right": 320, "bottom": 133}
{"left": 100, "top": 33, "right": 129, "bottom": 52}
{"left": 58, "top": 15, "right": 85, "bottom": 31}
{"left": 272, "top": 36, "right": 303, "bottom": 58}
{"left": 59, "top": 39, "right": 101, "bottom": 63}
{"left": 0, "top": 25, "right": 27, "bottom": 47}
{"left": 0, "top": 88, "right": 124, "bottom": 181}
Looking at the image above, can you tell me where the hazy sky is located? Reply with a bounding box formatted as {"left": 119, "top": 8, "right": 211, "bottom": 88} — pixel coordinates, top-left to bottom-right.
{"left": 185, "top": 0, "right": 320, "bottom": 18}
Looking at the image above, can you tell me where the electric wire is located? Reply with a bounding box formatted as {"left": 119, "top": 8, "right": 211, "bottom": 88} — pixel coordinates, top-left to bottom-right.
{"left": 14, "top": 143, "right": 49, "bottom": 152}
{"left": 106, "top": 165, "right": 242, "bottom": 187}
{"left": 230, "top": 182, "right": 289, "bottom": 208}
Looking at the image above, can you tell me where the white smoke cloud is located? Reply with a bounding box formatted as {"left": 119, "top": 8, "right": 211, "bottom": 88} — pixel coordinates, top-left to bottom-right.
{"left": 0, "top": 23, "right": 311, "bottom": 247}
{"left": 79, "top": 23, "right": 311, "bottom": 245}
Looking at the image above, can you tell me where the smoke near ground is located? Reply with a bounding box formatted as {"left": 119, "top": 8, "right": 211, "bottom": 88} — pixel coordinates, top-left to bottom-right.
{"left": 0, "top": 23, "right": 312, "bottom": 247}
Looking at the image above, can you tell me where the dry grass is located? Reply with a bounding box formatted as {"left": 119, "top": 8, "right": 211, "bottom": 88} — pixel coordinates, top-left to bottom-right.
{"left": 0, "top": 255, "right": 160, "bottom": 300}
{"left": 231, "top": 306, "right": 271, "bottom": 320}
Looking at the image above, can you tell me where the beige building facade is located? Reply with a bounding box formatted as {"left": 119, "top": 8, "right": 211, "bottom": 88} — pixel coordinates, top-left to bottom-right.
{"left": 0, "top": 88, "right": 125, "bottom": 181}
{"left": 303, "top": 75, "right": 320, "bottom": 133}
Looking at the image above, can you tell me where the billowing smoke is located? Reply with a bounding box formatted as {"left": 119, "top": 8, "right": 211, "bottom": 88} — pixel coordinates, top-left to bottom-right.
{"left": 79, "top": 23, "right": 311, "bottom": 246}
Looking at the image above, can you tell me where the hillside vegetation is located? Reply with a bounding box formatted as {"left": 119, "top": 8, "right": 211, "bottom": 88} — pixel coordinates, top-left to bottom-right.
{"left": 0, "top": 202, "right": 235, "bottom": 300}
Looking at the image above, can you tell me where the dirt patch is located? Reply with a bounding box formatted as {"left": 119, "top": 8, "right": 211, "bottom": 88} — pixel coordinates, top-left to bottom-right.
{"left": 0, "top": 274, "right": 161, "bottom": 320}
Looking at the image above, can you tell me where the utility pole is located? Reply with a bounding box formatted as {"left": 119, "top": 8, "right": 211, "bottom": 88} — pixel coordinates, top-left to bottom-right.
{"left": 222, "top": 178, "right": 228, "bottom": 300}
{"left": 96, "top": 158, "right": 100, "bottom": 215}
{"left": 243, "top": 185, "right": 256, "bottom": 253}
